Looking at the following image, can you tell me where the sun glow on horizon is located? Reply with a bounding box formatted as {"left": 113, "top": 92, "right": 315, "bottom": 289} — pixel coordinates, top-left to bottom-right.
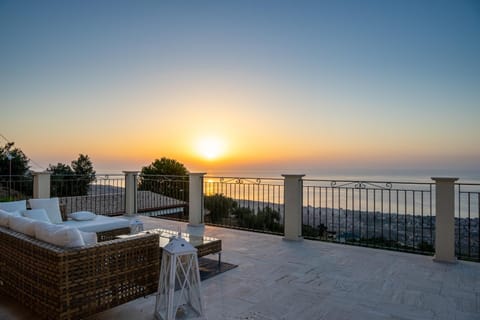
{"left": 195, "top": 136, "right": 226, "bottom": 161}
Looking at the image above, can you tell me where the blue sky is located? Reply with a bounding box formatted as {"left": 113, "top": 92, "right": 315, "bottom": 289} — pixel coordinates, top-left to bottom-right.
{"left": 1, "top": 0, "right": 479, "bottom": 176}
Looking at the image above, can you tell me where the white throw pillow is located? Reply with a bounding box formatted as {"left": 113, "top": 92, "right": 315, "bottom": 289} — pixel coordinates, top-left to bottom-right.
{"left": 69, "top": 211, "right": 96, "bottom": 221}
{"left": 80, "top": 231, "right": 98, "bottom": 246}
{"left": 0, "top": 209, "right": 21, "bottom": 227}
{"left": 0, "top": 200, "right": 27, "bottom": 213}
{"left": 8, "top": 215, "right": 36, "bottom": 236}
{"left": 29, "top": 198, "right": 63, "bottom": 224}
{"left": 35, "top": 222, "right": 85, "bottom": 247}
{"left": 22, "top": 208, "right": 51, "bottom": 223}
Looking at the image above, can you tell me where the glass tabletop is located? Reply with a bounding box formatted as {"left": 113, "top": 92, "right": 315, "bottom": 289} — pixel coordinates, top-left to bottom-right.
{"left": 118, "top": 228, "right": 220, "bottom": 248}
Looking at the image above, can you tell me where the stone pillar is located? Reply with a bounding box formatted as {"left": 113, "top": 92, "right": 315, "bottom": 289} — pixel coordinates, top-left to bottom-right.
{"left": 432, "top": 177, "right": 458, "bottom": 263}
{"left": 188, "top": 173, "right": 206, "bottom": 228}
{"left": 32, "top": 171, "right": 51, "bottom": 199}
{"left": 124, "top": 171, "right": 139, "bottom": 216}
{"left": 282, "top": 174, "right": 305, "bottom": 241}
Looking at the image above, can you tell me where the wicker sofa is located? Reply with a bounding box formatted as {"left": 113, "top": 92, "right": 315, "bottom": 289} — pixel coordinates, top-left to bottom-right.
{"left": 0, "top": 225, "right": 160, "bottom": 320}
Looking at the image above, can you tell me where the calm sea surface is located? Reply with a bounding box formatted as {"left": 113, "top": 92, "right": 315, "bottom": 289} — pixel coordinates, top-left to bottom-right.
{"left": 205, "top": 169, "right": 480, "bottom": 184}
{"left": 203, "top": 169, "right": 480, "bottom": 219}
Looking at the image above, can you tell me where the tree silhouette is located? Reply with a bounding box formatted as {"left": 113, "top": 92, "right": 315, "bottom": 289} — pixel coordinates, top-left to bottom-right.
{"left": 48, "top": 154, "right": 96, "bottom": 197}
{"left": 204, "top": 193, "right": 237, "bottom": 223}
{"left": 0, "top": 142, "right": 30, "bottom": 176}
{"left": 233, "top": 205, "right": 283, "bottom": 233}
{"left": 138, "top": 157, "right": 189, "bottom": 201}
{"left": 0, "top": 142, "right": 32, "bottom": 199}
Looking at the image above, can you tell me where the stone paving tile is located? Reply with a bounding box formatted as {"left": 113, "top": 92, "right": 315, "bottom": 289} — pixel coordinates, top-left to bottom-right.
{"left": 454, "top": 310, "right": 480, "bottom": 320}
{"left": 2, "top": 217, "right": 480, "bottom": 320}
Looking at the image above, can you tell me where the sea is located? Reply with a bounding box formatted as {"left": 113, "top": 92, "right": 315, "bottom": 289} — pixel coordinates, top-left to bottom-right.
{"left": 201, "top": 168, "right": 480, "bottom": 219}
{"left": 95, "top": 167, "right": 480, "bottom": 219}
{"left": 203, "top": 168, "right": 480, "bottom": 184}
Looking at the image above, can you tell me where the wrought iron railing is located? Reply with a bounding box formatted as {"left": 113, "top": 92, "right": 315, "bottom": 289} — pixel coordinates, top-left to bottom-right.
{"left": 456, "top": 183, "right": 480, "bottom": 262}
{"left": 4, "top": 170, "right": 477, "bottom": 262}
{"left": 0, "top": 174, "right": 33, "bottom": 201}
{"left": 136, "top": 174, "right": 189, "bottom": 220}
{"left": 203, "top": 176, "right": 284, "bottom": 234}
{"left": 52, "top": 174, "right": 125, "bottom": 216}
{"left": 303, "top": 179, "right": 435, "bottom": 255}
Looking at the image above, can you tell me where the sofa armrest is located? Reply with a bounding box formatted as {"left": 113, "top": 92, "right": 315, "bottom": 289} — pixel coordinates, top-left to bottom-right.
{"left": 59, "top": 233, "right": 160, "bottom": 318}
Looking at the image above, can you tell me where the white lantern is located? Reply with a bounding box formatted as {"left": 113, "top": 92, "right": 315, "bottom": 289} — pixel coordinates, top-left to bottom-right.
{"left": 155, "top": 235, "right": 205, "bottom": 320}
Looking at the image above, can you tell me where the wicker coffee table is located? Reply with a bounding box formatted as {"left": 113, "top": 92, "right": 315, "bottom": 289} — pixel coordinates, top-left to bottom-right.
{"left": 118, "top": 228, "right": 222, "bottom": 264}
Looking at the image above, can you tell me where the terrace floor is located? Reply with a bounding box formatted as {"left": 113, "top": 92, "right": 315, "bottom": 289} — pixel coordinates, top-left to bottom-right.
{"left": 1, "top": 216, "right": 479, "bottom": 320}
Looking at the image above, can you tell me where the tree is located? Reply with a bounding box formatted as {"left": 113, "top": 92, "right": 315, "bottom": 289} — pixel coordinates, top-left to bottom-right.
{"left": 141, "top": 157, "right": 188, "bottom": 176}
{"left": 138, "top": 157, "right": 189, "bottom": 201}
{"left": 302, "top": 223, "right": 329, "bottom": 239}
{"left": 0, "top": 142, "right": 32, "bottom": 200}
{"left": 71, "top": 154, "right": 96, "bottom": 195}
{"left": 48, "top": 163, "right": 74, "bottom": 175}
{"left": 416, "top": 241, "right": 434, "bottom": 253}
{"left": 48, "top": 154, "right": 96, "bottom": 197}
{"left": 255, "top": 207, "right": 282, "bottom": 232}
{"left": 232, "top": 205, "right": 283, "bottom": 233}
{"left": 0, "top": 142, "right": 30, "bottom": 176}
{"left": 204, "top": 193, "right": 237, "bottom": 224}
{"left": 48, "top": 163, "right": 75, "bottom": 197}
{"left": 232, "top": 207, "right": 256, "bottom": 229}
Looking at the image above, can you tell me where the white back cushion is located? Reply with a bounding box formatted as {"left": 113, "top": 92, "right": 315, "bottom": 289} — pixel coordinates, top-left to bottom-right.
{"left": 35, "top": 221, "right": 63, "bottom": 240}
{"left": 35, "top": 222, "right": 85, "bottom": 247}
{"left": 22, "top": 208, "right": 51, "bottom": 223}
{"left": 9, "top": 215, "right": 36, "bottom": 236}
{"left": 0, "top": 200, "right": 27, "bottom": 213}
{"left": 29, "top": 198, "right": 63, "bottom": 224}
{"left": 0, "top": 209, "right": 21, "bottom": 227}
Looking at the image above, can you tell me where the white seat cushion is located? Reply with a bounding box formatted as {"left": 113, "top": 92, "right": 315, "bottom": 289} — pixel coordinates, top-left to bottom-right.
{"left": 62, "top": 215, "right": 130, "bottom": 233}
{"left": 0, "top": 200, "right": 27, "bottom": 213}
{"left": 29, "top": 198, "right": 63, "bottom": 224}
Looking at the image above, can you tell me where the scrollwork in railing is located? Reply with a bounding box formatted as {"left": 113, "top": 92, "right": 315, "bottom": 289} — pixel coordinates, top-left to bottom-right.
{"left": 214, "top": 177, "right": 264, "bottom": 185}
{"left": 354, "top": 182, "right": 366, "bottom": 189}
{"left": 328, "top": 180, "right": 393, "bottom": 190}
{"left": 366, "top": 181, "right": 393, "bottom": 190}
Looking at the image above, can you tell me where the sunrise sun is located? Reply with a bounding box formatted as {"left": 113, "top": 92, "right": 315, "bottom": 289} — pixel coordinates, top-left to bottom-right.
{"left": 195, "top": 136, "right": 226, "bottom": 160}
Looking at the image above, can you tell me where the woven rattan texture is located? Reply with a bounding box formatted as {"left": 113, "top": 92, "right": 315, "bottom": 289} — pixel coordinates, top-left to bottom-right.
{"left": 0, "top": 226, "right": 159, "bottom": 320}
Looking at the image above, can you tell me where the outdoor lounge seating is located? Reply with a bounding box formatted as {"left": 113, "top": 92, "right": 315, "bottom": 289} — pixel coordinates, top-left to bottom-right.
{"left": 0, "top": 198, "right": 223, "bottom": 319}
{"left": 0, "top": 199, "right": 156, "bottom": 319}
{"left": 0, "top": 225, "right": 160, "bottom": 320}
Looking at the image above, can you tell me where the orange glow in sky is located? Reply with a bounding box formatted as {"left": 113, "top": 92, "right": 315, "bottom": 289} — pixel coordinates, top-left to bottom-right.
{"left": 1, "top": 1, "right": 479, "bottom": 176}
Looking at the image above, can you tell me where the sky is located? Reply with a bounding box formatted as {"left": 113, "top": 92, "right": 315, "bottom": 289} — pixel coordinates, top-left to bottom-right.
{"left": 1, "top": 0, "right": 479, "bottom": 177}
